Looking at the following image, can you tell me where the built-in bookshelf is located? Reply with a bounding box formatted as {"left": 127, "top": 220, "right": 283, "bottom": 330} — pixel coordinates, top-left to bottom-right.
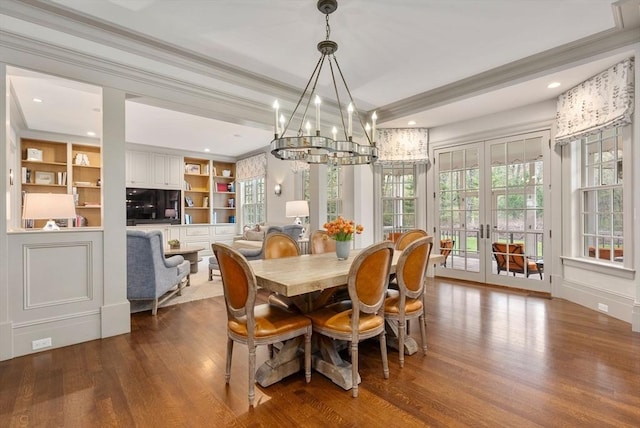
{"left": 183, "top": 157, "right": 211, "bottom": 224}
{"left": 20, "top": 138, "right": 102, "bottom": 228}
{"left": 211, "top": 161, "right": 236, "bottom": 224}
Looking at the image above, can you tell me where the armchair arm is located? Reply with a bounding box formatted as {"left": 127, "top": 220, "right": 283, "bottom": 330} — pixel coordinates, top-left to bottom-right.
{"left": 164, "top": 255, "right": 185, "bottom": 268}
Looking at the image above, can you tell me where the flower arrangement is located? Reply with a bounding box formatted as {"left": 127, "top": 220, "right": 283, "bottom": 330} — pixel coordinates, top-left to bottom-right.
{"left": 168, "top": 239, "right": 180, "bottom": 249}
{"left": 323, "top": 216, "right": 364, "bottom": 241}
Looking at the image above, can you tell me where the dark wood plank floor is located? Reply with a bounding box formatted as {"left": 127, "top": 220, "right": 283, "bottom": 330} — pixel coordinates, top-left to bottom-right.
{"left": 1, "top": 278, "right": 639, "bottom": 427}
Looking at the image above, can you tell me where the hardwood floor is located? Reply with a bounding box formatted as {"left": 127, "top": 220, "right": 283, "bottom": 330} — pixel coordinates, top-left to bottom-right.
{"left": 1, "top": 278, "right": 639, "bottom": 427}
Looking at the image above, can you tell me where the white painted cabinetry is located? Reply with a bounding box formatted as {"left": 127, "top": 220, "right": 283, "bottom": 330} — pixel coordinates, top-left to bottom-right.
{"left": 152, "top": 153, "right": 182, "bottom": 189}
{"left": 125, "top": 150, "right": 151, "bottom": 187}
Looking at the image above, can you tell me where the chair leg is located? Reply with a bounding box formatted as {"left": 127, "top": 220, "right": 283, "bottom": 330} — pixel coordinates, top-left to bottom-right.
{"left": 152, "top": 298, "right": 159, "bottom": 316}
{"left": 398, "top": 319, "right": 406, "bottom": 368}
{"left": 208, "top": 267, "right": 213, "bottom": 281}
{"left": 419, "top": 313, "right": 428, "bottom": 355}
{"left": 225, "top": 338, "right": 233, "bottom": 383}
{"left": 380, "top": 330, "right": 389, "bottom": 379}
{"left": 304, "top": 327, "right": 312, "bottom": 383}
{"left": 351, "top": 341, "right": 359, "bottom": 398}
{"left": 248, "top": 344, "right": 256, "bottom": 407}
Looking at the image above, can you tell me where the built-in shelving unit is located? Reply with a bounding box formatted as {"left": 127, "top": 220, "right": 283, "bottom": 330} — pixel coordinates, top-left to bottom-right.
{"left": 211, "top": 161, "right": 236, "bottom": 224}
{"left": 183, "top": 157, "right": 211, "bottom": 224}
{"left": 20, "top": 138, "right": 102, "bottom": 228}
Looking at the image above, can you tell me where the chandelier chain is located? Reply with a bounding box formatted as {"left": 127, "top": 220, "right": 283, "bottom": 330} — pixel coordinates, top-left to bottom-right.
{"left": 325, "top": 14, "right": 331, "bottom": 40}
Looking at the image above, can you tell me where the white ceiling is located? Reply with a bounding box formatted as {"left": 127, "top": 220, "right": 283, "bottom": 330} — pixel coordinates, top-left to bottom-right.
{"left": 5, "top": 0, "right": 639, "bottom": 158}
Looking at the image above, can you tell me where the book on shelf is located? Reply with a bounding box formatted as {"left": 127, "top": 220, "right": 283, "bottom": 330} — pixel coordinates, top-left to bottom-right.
{"left": 184, "top": 214, "right": 192, "bottom": 224}
{"left": 216, "top": 182, "right": 228, "bottom": 192}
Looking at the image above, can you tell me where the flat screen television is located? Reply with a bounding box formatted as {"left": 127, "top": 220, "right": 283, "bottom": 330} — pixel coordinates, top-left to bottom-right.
{"left": 126, "top": 188, "right": 181, "bottom": 225}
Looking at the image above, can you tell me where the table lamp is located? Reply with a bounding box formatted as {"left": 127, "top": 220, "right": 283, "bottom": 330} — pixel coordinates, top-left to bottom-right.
{"left": 285, "top": 200, "right": 309, "bottom": 225}
{"left": 22, "top": 193, "right": 76, "bottom": 230}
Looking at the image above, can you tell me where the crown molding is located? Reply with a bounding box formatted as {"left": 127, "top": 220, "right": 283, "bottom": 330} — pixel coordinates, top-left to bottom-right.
{"left": 372, "top": 27, "right": 640, "bottom": 123}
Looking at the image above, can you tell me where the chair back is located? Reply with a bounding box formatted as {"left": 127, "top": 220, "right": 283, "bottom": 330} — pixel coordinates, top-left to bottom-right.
{"left": 492, "top": 242, "right": 526, "bottom": 270}
{"left": 395, "top": 229, "right": 428, "bottom": 250}
{"left": 310, "top": 230, "right": 336, "bottom": 254}
{"left": 397, "top": 236, "right": 433, "bottom": 300}
{"left": 348, "top": 241, "right": 395, "bottom": 321}
{"left": 212, "top": 243, "right": 257, "bottom": 328}
{"left": 264, "top": 232, "right": 300, "bottom": 259}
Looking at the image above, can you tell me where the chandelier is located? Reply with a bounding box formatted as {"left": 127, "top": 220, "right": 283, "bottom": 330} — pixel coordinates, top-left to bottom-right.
{"left": 270, "top": 0, "right": 378, "bottom": 166}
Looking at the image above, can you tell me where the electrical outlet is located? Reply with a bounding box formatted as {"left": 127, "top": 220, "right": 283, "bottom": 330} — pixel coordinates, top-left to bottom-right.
{"left": 32, "top": 337, "right": 52, "bottom": 350}
{"left": 597, "top": 303, "right": 609, "bottom": 313}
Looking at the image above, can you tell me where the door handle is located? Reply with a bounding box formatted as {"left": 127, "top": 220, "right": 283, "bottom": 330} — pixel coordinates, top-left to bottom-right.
{"left": 480, "top": 224, "right": 484, "bottom": 239}
{"left": 486, "top": 224, "right": 490, "bottom": 239}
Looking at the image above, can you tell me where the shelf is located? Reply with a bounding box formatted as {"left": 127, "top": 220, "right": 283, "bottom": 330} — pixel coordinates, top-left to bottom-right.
{"left": 72, "top": 164, "right": 101, "bottom": 170}
{"left": 22, "top": 160, "right": 67, "bottom": 167}
{"left": 213, "top": 207, "right": 235, "bottom": 210}
{"left": 22, "top": 183, "right": 67, "bottom": 188}
{"left": 185, "top": 189, "right": 209, "bottom": 193}
{"left": 185, "top": 207, "right": 209, "bottom": 210}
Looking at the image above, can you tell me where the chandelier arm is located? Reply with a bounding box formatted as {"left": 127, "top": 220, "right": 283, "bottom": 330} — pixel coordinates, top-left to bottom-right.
{"left": 327, "top": 55, "right": 348, "bottom": 141}
{"left": 282, "top": 54, "right": 325, "bottom": 136}
{"left": 332, "top": 57, "right": 374, "bottom": 145}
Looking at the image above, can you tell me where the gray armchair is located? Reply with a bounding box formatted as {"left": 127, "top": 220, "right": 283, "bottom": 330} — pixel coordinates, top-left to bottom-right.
{"left": 127, "top": 230, "right": 190, "bottom": 315}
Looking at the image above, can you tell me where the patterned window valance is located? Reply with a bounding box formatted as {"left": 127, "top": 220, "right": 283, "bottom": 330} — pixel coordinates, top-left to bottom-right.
{"left": 555, "top": 58, "right": 634, "bottom": 146}
{"left": 376, "top": 128, "right": 430, "bottom": 165}
{"left": 236, "top": 153, "right": 266, "bottom": 180}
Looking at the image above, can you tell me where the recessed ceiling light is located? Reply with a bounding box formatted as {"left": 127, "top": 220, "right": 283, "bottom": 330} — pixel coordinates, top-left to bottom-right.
{"left": 32, "top": 98, "right": 42, "bottom": 103}
{"left": 408, "top": 120, "right": 416, "bottom": 126}
{"left": 233, "top": 134, "right": 242, "bottom": 138}
{"left": 204, "top": 148, "right": 210, "bottom": 152}
{"left": 547, "top": 82, "right": 561, "bottom": 89}
{"left": 87, "top": 131, "right": 96, "bottom": 137}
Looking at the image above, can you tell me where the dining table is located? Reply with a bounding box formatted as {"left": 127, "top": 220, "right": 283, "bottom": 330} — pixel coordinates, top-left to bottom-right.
{"left": 249, "top": 248, "right": 445, "bottom": 390}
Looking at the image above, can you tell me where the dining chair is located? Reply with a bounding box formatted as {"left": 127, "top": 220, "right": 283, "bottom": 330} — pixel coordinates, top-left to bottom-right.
{"left": 264, "top": 232, "right": 301, "bottom": 312}
{"left": 310, "top": 230, "right": 336, "bottom": 254}
{"left": 394, "top": 229, "right": 429, "bottom": 250}
{"left": 264, "top": 232, "right": 300, "bottom": 259}
{"left": 306, "top": 241, "right": 395, "bottom": 397}
{"left": 212, "top": 243, "right": 312, "bottom": 407}
{"left": 384, "top": 236, "right": 433, "bottom": 367}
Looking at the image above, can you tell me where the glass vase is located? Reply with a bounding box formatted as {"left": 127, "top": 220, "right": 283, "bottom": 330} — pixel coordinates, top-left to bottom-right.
{"left": 335, "top": 240, "right": 351, "bottom": 260}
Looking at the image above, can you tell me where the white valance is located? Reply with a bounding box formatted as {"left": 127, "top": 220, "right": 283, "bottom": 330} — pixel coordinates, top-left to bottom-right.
{"left": 236, "top": 153, "right": 266, "bottom": 180}
{"left": 555, "top": 58, "right": 634, "bottom": 146}
{"left": 376, "top": 128, "right": 430, "bottom": 165}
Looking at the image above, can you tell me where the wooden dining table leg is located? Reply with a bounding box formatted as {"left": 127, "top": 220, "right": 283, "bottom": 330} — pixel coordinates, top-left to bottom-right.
{"left": 385, "top": 320, "right": 418, "bottom": 356}
{"left": 254, "top": 337, "right": 304, "bottom": 387}
{"left": 312, "top": 336, "right": 361, "bottom": 390}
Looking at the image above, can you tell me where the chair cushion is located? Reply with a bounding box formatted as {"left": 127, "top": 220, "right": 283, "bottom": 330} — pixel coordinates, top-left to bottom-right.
{"left": 228, "top": 304, "right": 311, "bottom": 338}
{"left": 384, "top": 296, "right": 423, "bottom": 316}
{"left": 306, "top": 303, "right": 383, "bottom": 333}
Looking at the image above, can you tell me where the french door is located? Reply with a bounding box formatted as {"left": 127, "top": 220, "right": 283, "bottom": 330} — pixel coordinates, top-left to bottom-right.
{"left": 434, "top": 130, "right": 550, "bottom": 291}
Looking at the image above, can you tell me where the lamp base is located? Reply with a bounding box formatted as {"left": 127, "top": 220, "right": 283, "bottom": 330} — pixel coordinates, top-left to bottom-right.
{"left": 293, "top": 217, "right": 302, "bottom": 225}
{"left": 42, "top": 220, "right": 60, "bottom": 231}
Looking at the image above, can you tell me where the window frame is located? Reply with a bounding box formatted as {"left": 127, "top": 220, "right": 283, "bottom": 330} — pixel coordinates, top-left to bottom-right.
{"left": 240, "top": 176, "right": 265, "bottom": 227}
{"left": 380, "top": 163, "right": 417, "bottom": 239}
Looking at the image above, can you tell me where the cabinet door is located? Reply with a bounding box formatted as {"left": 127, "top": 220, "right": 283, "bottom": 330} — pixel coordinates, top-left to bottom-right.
{"left": 126, "top": 150, "right": 150, "bottom": 187}
{"left": 152, "top": 154, "right": 182, "bottom": 189}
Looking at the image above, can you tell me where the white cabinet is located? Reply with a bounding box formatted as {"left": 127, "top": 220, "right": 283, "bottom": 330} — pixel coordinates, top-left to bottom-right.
{"left": 152, "top": 154, "right": 182, "bottom": 189}
{"left": 126, "top": 150, "right": 183, "bottom": 189}
{"left": 125, "top": 150, "right": 151, "bottom": 187}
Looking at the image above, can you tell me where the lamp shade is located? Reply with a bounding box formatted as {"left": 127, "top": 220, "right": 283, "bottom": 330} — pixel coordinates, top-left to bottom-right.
{"left": 23, "top": 193, "right": 76, "bottom": 230}
{"left": 285, "top": 200, "right": 309, "bottom": 218}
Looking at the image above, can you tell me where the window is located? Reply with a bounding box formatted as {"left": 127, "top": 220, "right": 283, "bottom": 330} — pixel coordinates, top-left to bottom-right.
{"left": 580, "top": 127, "right": 624, "bottom": 263}
{"left": 326, "top": 165, "right": 342, "bottom": 222}
{"left": 381, "top": 163, "right": 416, "bottom": 238}
{"left": 240, "top": 177, "right": 265, "bottom": 226}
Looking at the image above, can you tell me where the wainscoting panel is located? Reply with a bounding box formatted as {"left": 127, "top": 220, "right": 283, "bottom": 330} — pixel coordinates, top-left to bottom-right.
{"left": 23, "top": 241, "right": 93, "bottom": 309}
{"left": 7, "top": 230, "right": 104, "bottom": 358}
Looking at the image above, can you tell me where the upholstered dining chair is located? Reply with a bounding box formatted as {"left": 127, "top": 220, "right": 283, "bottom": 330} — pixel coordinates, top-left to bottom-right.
{"left": 439, "top": 238, "right": 455, "bottom": 267}
{"left": 263, "top": 232, "right": 300, "bottom": 259}
{"left": 306, "top": 241, "right": 395, "bottom": 397}
{"left": 310, "top": 230, "right": 336, "bottom": 254}
{"left": 212, "top": 243, "right": 312, "bottom": 407}
{"left": 264, "top": 232, "right": 301, "bottom": 312}
{"left": 384, "top": 236, "right": 433, "bottom": 367}
{"left": 394, "top": 229, "right": 429, "bottom": 250}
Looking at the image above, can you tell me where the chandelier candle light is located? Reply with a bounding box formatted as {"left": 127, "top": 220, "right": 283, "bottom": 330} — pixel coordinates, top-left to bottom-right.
{"left": 270, "top": 0, "right": 378, "bottom": 166}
